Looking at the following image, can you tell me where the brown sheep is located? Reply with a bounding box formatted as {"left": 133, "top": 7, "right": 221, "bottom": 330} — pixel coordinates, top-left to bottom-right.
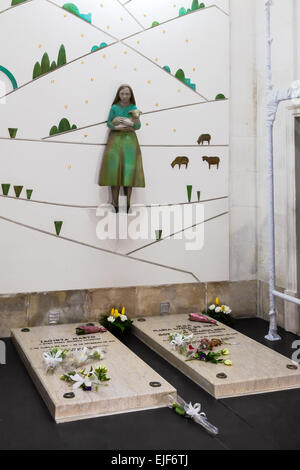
{"left": 197, "top": 134, "right": 211, "bottom": 145}
{"left": 171, "top": 156, "right": 189, "bottom": 169}
{"left": 202, "top": 156, "right": 220, "bottom": 170}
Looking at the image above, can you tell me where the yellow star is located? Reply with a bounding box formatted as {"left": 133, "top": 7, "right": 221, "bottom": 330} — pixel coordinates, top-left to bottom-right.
{"left": 173, "top": 129, "right": 177, "bottom": 132}
{"left": 147, "top": 80, "right": 151, "bottom": 84}
{"left": 64, "top": 105, "right": 68, "bottom": 109}
{"left": 38, "top": 44, "right": 42, "bottom": 48}
{"left": 114, "top": 65, "right": 117, "bottom": 69}
{"left": 81, "top": 34, "right": 84, "bottom": 38}
{"left": 68, "top": 164, "right": 71, "bottom": 169}
{"left": 91, "top": 78, "right": 94, "bottom": 82}
{"left": 85, "top": 100, "right": 89, "bottom": 104}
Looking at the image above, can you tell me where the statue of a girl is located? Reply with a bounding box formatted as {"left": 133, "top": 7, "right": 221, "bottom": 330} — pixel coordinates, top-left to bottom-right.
{"left": 99, "top": 84, "right": 145, "bottom": 213}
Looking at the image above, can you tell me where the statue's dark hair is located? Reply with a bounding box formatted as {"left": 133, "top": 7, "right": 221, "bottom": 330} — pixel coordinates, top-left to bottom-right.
{"left": 112, "top": 84, "right": 136, "bottom": 105}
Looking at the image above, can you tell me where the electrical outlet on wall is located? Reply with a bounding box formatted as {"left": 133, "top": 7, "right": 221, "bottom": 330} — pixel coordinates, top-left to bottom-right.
{"left": 160, "top": 302, "right": 170, "bottom": 315}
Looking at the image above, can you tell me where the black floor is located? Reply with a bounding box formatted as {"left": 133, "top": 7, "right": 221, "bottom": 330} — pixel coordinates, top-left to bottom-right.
{"left": 0, "top": 318, "right": 300, "bottom": 450}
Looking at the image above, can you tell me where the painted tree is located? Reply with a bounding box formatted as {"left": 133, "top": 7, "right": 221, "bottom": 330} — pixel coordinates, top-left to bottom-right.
{"left": 175, "top": 69, "right": 186, "bottom": 83}
{"left": 57, "top": 45, "right": 67, "bottom": 68}
{"left": 49, "top": 126, "right": 59, "bottom": 136}
{"left": 191, "top": 0, "right": 199, "bottom": 10}
{"left": 32, "top": 62, "right": 41, "bottom": 79}
{"left": 58, "top": 118, "right": 71, "bottom": 133}
{"left": 41, "top": 53, "right": 50, "bottom": 74}
{"left": 11, "top": 0, "right": 27, "bottom": 5}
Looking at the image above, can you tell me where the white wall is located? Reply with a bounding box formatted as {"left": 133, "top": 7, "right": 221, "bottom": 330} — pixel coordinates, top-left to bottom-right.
{"left": 0, "top": 0, "right": 230, "bottom": 294}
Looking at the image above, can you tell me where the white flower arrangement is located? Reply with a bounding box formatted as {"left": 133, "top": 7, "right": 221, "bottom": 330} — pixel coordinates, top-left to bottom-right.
{"left": 205, "top": 298, "right": 234, "bottom": 326}
{"left": 71, "top": 347, "right": 104, "bottom": 368}
{"left": 43, "top": 347, "right": 68, "bottom": 374}
{"left": 101, "top": 307, "right": 133, "bottom": 334}
{"left": 169, "top": 332, "right": 194, "bottom": 354}
{"left": 61, "top": 365, "right": 110, "bottom": 391}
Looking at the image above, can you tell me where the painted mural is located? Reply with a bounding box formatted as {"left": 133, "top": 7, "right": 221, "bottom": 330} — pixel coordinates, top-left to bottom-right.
{"left": 0, "top": 0, "right": 229, "bottom": 293}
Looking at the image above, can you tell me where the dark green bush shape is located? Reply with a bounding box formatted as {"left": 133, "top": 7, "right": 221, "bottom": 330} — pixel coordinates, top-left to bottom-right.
{"left": 57, "top": 44, "right": 67, "bottom": 68}
{"left": 58, "top": 118, "right": 71, "bottom": 133}
{"left": 49, "top": 119, "right": 77, "bottom": 136}
{"left": 33, "top": 62, "right": 42, "bottom": 79}
{"left": 11, "top": 0, "right": 27, "bottom": 5}
{"left": 50, "top": 126, "right": 59, "bottom": 136}
{"left": 216, "top": 93, "right": 226, "bottom": 100}
{"left": 175, "top": 68, "right": 185, "bottom": 82}
{"left": 41, "top": 53, "right": 50, "bottom": 74}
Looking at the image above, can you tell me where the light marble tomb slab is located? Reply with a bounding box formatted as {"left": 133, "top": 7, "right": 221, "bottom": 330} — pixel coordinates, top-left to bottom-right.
{"left": 133, "top": 313, "right": 300, "bottom": 399}
{"left": 11, "top": 323, "right": 176, "bottom": 423}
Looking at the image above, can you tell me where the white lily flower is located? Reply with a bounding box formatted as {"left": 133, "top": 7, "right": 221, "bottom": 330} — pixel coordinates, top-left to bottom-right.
{"left": 107, "top": 316, "right": 115, "bottom": 323}
{"left": 215, "top": 307, "right": 222, "bottom": 313}
{"left": 209, "top": 304, "right": 216, "bottom": 311}
{"left": 170, "top": 333, "right": 193, "bottom": 349}
{"left": 43, "top": 350, "right": 63, "bottom": 370}
{"left": 120, "top": 315, "right": 128, "bottom": 322}
{"left": 73, "top": 347, "right": 89, "bottom": 365}
{"left": 71, "top": 373, "right": 92, "bottom": 390}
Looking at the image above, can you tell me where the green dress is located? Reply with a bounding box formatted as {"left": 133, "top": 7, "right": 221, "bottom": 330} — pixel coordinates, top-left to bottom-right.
{"left": 99, "top": 103, "right": 146, "bottom": 188}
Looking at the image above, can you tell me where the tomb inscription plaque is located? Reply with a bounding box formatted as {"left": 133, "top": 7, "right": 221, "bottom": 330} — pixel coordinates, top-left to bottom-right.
{"left": 12, "top": 323, "right": 176, "bottom": 423}
{"left": 133, "top": 314, "right": 300, "bottom": 398}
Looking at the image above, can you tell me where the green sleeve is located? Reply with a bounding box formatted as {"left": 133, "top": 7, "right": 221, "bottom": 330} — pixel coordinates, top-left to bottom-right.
{"left": 107, "top": 107, "right": 115, "bottom": 130}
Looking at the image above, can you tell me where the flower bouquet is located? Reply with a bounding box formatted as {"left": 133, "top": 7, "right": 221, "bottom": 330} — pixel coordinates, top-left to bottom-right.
{"left": 43, "top": 347, "right": 68, "bottom": 374}
{"left": 169, "top": 332, "right": 194, "bottom": 354}
{"left": 61, "top": 365, "right": 110, "bottom": 392}
{"left": 100, "top": 307, "right": 133, "bottom": 335}
{"left": 186, "top": 343, "right": 232, "bottom": 366}
{"left": 169, "top": 396, "right": 219, "bottom": 436}
{"left": 204, "top": 297, "right": 234, "bottom": 326}
{"left": 69, "top": 347, "right": 104, "bottom": 369}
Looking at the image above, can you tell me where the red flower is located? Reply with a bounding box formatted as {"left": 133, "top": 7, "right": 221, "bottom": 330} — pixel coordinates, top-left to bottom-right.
{"left": 189, "top": 345, "right": 195, "bottom": 350}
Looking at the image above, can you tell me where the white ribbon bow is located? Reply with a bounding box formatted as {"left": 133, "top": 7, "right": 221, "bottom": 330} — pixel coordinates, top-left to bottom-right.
{"left": 184, "top": 402, "right": 206, "bottom": 419}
